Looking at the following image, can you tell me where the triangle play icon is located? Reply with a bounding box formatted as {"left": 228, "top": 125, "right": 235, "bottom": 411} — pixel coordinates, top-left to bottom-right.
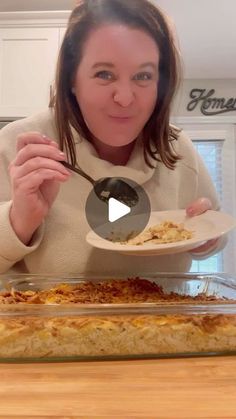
{"left": 108, "top": 198, "right": 131, "bottom": 222}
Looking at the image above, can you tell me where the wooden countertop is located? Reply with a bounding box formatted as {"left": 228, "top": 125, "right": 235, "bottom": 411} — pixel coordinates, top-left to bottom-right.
{"left": 1, "top": 356, "right": 236, "bottom": 418}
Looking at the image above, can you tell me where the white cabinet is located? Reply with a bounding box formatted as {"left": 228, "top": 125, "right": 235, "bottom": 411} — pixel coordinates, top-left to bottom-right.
{"left": 0, "top": 12, "right": 69, "bottom": 117}
{"left": 0, "top": 27, "right": 59, "bottom": 117}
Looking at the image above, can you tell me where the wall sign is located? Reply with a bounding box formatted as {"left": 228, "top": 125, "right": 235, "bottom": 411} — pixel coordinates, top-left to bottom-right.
{"left": 187, "top": 88, "right": 236, "bottom": 115}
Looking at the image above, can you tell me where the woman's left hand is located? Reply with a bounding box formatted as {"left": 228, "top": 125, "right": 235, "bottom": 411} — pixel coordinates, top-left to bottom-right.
{"left": 186, "top": 197, "right": 218, "bottom": 254}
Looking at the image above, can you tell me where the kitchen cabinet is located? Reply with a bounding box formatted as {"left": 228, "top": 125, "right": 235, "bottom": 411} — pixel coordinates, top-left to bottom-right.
{"left": 0, "top": 12, "right": 69, "bottom": 118}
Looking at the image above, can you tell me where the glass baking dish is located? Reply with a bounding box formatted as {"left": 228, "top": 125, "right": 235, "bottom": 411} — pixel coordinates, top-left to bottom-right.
{"left": 0, "top": 272, "right": 236, "bottom": 362}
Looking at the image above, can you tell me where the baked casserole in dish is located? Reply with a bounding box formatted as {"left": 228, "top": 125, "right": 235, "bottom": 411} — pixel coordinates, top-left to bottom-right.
{"left": 0, "top": 273, "right": 236, "bottom": 361}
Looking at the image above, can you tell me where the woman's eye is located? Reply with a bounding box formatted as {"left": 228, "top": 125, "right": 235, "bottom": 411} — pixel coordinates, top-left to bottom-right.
{"left": 94, "top": 71, "right": 114, "bottom": 81}
{"left": 133, "top": 72, "right": 154, "bottom": 83}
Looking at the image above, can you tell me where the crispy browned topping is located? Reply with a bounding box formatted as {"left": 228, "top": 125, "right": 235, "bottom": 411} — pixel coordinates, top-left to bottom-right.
{"left": 0, "top": 278, "right": 228, "bottom": 305}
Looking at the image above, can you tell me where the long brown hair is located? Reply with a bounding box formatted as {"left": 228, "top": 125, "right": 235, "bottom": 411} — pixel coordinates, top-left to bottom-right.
{"left": 51, "top": 0, "right": 182, "bottom": 169}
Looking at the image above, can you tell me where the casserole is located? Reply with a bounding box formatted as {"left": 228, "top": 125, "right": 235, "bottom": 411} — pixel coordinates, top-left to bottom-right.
{"left": 0, "top": 273, "right": 236, "bottom": 362}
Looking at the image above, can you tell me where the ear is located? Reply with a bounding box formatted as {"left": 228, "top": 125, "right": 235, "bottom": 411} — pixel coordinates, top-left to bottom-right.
{"left": 71, "top": 87, "right": 76, "bottom": 95}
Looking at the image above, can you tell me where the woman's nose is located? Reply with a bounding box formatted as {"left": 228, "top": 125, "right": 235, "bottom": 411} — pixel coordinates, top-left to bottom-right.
{"left": 113, "top": 82, "right": 135, "bottom": 107}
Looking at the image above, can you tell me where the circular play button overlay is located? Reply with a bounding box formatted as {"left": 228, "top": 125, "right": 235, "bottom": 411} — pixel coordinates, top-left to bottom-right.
{"left": 85, "top": 177, "right": 151, "bottom": 242}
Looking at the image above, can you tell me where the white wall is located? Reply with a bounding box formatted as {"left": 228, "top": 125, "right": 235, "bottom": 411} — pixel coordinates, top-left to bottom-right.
{"left": 0, "top": 1, "right": 73, "bottom": 12}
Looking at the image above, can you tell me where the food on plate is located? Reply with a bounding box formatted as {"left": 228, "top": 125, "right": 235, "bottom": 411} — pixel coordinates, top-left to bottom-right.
{"left": 0, "top": 277, "right": 236, "bottom": 359}
{"left": 122, "top": 220, "right": 193, "bottom": 245}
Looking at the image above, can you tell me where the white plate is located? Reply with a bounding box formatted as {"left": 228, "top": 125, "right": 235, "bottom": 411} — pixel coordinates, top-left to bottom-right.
{"left": 86, "top": 210, "right": 236, "bottom": 256}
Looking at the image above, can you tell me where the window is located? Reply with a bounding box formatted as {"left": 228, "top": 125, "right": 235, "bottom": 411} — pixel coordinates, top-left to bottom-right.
{"left": 191, "top": 139, "right": 223, "bottom": 272}
{"left": 175, "top": 123, "right": 236, "bottom": 273}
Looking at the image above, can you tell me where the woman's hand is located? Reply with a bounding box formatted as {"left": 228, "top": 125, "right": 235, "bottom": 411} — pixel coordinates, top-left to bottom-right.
{"left": 186, "top": 197, "right": 218, "bottom": 254}
{"left": 8, "top": 132, "right": 70, "bottom": 245}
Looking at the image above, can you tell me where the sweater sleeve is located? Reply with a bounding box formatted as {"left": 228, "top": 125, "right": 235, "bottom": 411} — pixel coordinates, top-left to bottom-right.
{"left": 0, "top": 115, "right": 48, "bottom": 273}
{"left": 0, "top": 202, "right": 44, "bottom": 273}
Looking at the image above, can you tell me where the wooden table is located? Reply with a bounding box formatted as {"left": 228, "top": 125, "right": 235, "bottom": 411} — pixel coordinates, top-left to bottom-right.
{"left": 1, "top": 356, "right": 236, "bottom": 418}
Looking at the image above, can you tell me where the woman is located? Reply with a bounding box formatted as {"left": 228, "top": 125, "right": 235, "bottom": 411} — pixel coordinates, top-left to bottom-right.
{"left": 0, "top": 0, "right": 221, "bottom": 275}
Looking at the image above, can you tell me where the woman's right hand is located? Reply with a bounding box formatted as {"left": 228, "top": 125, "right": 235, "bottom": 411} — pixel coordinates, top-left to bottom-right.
{"left": 8, "top": 132, "right": 71, "bottom": 245}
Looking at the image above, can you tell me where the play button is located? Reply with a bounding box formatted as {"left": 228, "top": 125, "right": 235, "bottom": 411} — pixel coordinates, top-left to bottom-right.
{"left": 85, "top": 177, "right": 151, "bottom": 242}
{"left": 108, "top": 198, "right": 131, "bottom": 222}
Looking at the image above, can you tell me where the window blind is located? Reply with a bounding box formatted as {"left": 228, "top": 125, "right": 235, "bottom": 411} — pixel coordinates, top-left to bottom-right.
{"left": 191, "top": 139, "right": 224, "bottom": 272}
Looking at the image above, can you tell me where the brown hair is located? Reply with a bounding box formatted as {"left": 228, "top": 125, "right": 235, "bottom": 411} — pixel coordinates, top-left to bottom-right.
{"left": 52, "top": 0, "right": 182, "bottom": 169}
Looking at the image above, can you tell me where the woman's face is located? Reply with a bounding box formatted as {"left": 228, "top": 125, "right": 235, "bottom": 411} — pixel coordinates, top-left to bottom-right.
{"left": 72, "top": 24, "right": 159, "bottom": 148}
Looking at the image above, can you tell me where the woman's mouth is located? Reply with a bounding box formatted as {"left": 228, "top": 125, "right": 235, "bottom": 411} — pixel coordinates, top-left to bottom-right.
{"left": 108, "top": 115, "right": 133, "bottom": 123}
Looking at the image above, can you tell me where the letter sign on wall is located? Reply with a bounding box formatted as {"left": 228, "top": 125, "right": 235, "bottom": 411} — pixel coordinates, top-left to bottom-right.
{"left": 187, "top": 89, "right": 236, "bottom": 115}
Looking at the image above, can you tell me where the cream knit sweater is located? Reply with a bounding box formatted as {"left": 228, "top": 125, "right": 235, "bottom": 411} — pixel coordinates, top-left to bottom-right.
{"left": 0, "top": 109, "right": 219, "bottom": 275}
